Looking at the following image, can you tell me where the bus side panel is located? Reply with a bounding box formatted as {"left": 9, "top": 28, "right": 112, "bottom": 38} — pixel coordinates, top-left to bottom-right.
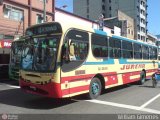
{"left": 61, "top": 71, "right": 119, "bottom": 97}
{"left": 122, "top": 71, "right": 141, "bottom": 84}
{"left": 61, "top": 74, "right": 92, "bottom": 97}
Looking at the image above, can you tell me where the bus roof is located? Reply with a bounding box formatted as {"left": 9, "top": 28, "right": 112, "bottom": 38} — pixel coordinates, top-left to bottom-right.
{"left": 25, "top": 21, "right": 107, "bottom": 36}
{"left": 112, "top": 35, "right": 157, "bottom": 47}
{"left": 25, "top": 21, "right": 157, "bottom": 48}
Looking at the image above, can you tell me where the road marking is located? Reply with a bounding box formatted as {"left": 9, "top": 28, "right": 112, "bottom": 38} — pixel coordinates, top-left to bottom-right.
{"left": 140, "top": 93, "right": 160, "bottom": 108}
{"left": 84, "top": 99, "right": 160, "bottom": 114}
{"left": 7, "top": 85, "right": 20, "bottom": 89}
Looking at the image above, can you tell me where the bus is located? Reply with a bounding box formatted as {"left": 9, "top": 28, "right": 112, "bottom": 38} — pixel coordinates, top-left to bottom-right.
{"left": 0, "top": 40, "right": 12, "bottom": 79}
{"left": 9, "top": 37, "right": 25, "bottom": 80}
{"left": 19, "top": 22, "right": 158, "bottom": 99}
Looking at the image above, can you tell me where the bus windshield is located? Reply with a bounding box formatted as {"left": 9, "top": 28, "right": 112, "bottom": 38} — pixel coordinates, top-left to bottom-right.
{"left": 22, "top": 35, "right": 61, "bottom": 72}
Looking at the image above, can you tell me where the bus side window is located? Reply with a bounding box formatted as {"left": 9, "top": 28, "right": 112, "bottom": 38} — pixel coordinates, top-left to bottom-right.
{"left": 94, "top": 48, "right": 100, "bottom": 57}
{"left": 61, "top": 29, "right": 89, "bottom": 72}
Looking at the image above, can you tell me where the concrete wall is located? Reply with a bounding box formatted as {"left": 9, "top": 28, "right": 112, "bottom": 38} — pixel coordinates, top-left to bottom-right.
{"left": 73, "top": 0, "right": 102, "bottom": 20}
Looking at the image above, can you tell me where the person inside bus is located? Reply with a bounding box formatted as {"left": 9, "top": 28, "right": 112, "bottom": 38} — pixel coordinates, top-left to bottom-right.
{"left": 94, "top": 48, "right": 100, "bottom": 57}
{"left": 69, "top": 41, "right": 76, "bottom": 61}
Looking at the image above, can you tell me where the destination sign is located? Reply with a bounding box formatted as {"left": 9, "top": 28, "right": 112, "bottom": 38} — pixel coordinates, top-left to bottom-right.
{"left": 26, "top": 23, "right": 62, "bottom": 36}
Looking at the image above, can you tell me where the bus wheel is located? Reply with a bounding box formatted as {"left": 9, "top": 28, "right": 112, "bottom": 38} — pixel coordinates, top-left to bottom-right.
{"left": 139, "top": 71, "right": 146, "bottom": 85}
{"left": 88, "top": 77, "right": 102, "bottom": 99}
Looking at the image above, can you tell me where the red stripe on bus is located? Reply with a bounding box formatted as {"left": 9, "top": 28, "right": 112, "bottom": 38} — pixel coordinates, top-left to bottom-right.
{"left": 62, "top": 85, "right": 89, "bottom": 96}
{"left": 146, "top": 69, "right": 157, "bottom": 73}
{"left": 61, "top": 74, "right": 93, "bottom": 83}
{"left": 61, "top": 72, "right": 118, "bottom": 83}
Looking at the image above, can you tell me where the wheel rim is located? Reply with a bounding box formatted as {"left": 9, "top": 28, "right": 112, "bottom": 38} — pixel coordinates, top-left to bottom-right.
{"left": 92, "top": 82, "right": 99, "bottom": 95}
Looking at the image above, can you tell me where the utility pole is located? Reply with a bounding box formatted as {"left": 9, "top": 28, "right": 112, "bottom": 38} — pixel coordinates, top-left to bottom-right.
{"left": 43, "top": 0, "right": 46, "bottom": 22}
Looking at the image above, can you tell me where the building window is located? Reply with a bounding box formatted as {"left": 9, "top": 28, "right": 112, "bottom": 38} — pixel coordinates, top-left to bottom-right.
{"left": 87, "top": 15, "right": 89, "bottom": 19}
{"left": 36, "top": 14, "right": 43, "bottom": 24}
{"left": 128, "top": 29, "right": 130, "bottom": 34}
{"left": 87, "top": 7, "right": 89, "bottom": 13}
{"left": 138, "top": 34, "right": 140, "bottom": 39}
{"left": 102, "top": 5, "right": 105, "bottom": 11}
{"left": 137, "top": 6, "right": 139, "bottom": 12}
{"left": 141, "top": 9, "right": 145, "bottom": 15}
{"left": 141, "top": 18, "right": 145, "bottom": 24}
{"left": 141, "top": 35, "right": 144, "bottom": 40}
{"left": 137, "top": 25, "right": 140, "bottom": 31}
{"left": 87, "top": 0, "right": 89, "bottom": 5}
{"left": 131, "top": 31, "right": 133, "bottom": 35}
{"left": 140, "top": 0, "right": 145, "bottom": 7}
{"left": 3, "top": 5, "right": 23, "bottom": 21}
{"left": 109, "top": 0, "right": 111, "bottom": 3}
{"left": 109, "top": 6, "right": 112, "bottom": 10}
{"left": 102, "top": 13, "right": 105, "bottom": 18}
{"left": 141, "top": 27, "right": 145, "bottom": 33}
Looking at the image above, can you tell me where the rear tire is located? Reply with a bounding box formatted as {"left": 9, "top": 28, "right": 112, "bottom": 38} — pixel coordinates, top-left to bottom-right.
{"left": 139, "top": 71, "right": 146, "bottom": 85}
{"left": 88, "top": 77, "right": 102, "bottom": 99}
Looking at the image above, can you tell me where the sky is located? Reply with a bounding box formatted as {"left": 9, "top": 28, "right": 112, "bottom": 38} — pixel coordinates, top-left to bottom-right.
{"left": 56, "top": 0, "right": 160, "bottom": 36}
{"left": 147, "top": 0, "right": 160, "bottom": 35}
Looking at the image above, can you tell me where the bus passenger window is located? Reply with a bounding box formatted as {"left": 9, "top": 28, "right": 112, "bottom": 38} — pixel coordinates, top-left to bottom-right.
{"left": 109, "top": 37, "right": 121, "bottom": 58}
{"left": 92, "top": 34, "right": 108, "bottom": 58}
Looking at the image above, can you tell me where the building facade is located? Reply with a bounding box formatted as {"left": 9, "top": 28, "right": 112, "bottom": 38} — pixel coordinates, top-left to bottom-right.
{"left": 104, "top": 10, "right": 134, "bottom": 39}
{"left": 73, "top": 0, "right": 148, "bottom": 42}
{"left": 0, "top": 0, "right": 54, "bottom": 39}
{"left": 147, "top": 33, "right": 157, "bottom": 45}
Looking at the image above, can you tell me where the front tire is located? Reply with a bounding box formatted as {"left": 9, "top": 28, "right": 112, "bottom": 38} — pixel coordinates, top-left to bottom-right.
{"left": 88, "top": 77, "right": 102, "bottom": 99}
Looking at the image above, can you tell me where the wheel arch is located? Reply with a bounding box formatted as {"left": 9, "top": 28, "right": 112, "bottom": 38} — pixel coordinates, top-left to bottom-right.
{"left": 93, "top": 73, "right": 105, "bottom": 91}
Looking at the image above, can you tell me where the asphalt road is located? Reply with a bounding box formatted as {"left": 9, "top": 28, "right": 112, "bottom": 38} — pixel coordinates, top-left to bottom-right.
{"left": 0, "top": 79, "right": 160, "bottom": 120}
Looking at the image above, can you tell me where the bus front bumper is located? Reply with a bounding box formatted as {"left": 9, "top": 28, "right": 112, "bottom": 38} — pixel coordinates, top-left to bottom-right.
{"left": 19, "top": 80, "right": 62, "bottom": 98}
